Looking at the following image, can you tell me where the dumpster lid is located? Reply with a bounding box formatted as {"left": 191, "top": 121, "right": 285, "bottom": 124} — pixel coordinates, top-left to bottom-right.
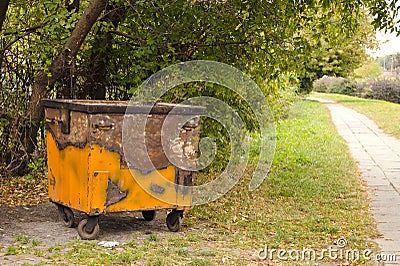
{"left": 41, "top": 99, "right": 206, "bottom": 115}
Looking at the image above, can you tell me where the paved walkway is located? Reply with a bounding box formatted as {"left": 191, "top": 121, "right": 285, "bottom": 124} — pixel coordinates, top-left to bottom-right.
{"left": 310, "top": 97, "right": 400, "bottom": 264}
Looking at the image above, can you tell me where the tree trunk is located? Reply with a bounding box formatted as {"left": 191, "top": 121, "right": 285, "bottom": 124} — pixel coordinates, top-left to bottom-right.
{"left": 0, "top": 0, "right": 9, "bottom": 32}
{"left": 66, "top": 0, "right": 80, "bottom": 12}
{"left": 19, "top": 0, "right": 108, "bottom": 175}
{"left": 81, "top": 6, "right": 127, "bottom": 100}
{"left": 0, "top": 0, "right": 10, "bottom": 71}
{"left": 82, "top": 32, "right": 110, "bottom": 99}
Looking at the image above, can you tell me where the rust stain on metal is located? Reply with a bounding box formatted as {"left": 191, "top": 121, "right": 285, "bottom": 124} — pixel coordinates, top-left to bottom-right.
{"left": 44, "top": 101, "right": 203, "bottom": 177}
{"left": 43, "top": 99, "right": 205, "bottom": 214}
{"left": 90, "top": 208, "right": 102, "bottom": 215}
{"left": 105, "top": 179, "right": 127, "bottom": 207}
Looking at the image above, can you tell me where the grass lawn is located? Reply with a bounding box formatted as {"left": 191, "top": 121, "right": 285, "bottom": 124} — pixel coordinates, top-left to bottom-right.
{"left": 1, "top": 99, "right": 379, "bottom": 265}
{"left": 312, "top": 92, "right": 400, "bottom": 139}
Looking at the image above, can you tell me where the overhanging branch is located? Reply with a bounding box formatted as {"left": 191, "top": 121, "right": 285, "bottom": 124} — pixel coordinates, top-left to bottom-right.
{"left": 108, "top": 29, "right": 248, "bottom": 50}
{"left": 108, "top": 30, "right": 146, "bottom": 44}
{"left": 2, "top": 24, "right": 47, "bottom": 36}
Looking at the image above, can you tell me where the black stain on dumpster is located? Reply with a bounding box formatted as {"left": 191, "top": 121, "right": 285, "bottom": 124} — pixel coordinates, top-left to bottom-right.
{"left": 46, "top": 126, "right": 87, "bottom": 150}
{"left": 182, "top": 173, "right": 192, "bottom": 196}
{"left": 105, "top": 179, "right": 127, "bottom": 207}
{"left": 150, "top": 184, "right": 166, "bottom": 194}
{"left": 184, "top": 172, "right": 193, "bottom": 187}
{"left": 49, "top": 169, "right": 56, "bottom": 189}
{"left": 174, "top": 168, "right": 193, "bottom": 196}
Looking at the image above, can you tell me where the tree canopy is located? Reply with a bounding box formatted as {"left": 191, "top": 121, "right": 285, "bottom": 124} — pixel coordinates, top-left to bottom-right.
{"left": 0, "top": 0, "right": 398, "bottom": 175}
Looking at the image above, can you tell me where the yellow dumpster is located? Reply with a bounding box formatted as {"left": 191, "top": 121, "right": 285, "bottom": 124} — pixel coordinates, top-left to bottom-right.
{"left": 42, "top": 99, "right": 205, "bottom": 239}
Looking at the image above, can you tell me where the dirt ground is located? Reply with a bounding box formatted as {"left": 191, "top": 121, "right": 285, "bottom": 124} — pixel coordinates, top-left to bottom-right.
{"left": 0, "top": 202, "right": 187, "bottom": 265}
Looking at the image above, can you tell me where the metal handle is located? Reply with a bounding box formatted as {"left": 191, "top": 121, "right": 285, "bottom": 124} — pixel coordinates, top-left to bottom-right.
{"left": 45, "top": 117, "right": 63, "bottom": 124}
{"left": 94, "top": 123, "right": 114, "bottom": 131}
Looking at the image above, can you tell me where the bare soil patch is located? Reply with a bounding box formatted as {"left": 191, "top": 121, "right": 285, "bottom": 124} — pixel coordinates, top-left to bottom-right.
{"left": 0, "top": 202, "right": 176, "bottom": 245}
{"left": 0, "top": 202, "right": 194, "bottom": 265}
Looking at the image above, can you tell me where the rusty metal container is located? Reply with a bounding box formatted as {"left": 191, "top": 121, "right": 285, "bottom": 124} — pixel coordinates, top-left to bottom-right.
{"left": 42, "top": 99, "right": 205, "bottom": 239}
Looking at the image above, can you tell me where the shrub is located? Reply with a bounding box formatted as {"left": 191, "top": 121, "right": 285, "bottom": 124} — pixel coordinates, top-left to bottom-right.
{"left": 264, "top": 72, "right": 299, "bottom": 120}
{"left": 313, "top": 76, "right": 357, "bottom": 95}
{"left": 357, "top": 78, "right": 400, "bottom": 104}
{"left": 313, "top": 77, "right": 329, "bottom": 93}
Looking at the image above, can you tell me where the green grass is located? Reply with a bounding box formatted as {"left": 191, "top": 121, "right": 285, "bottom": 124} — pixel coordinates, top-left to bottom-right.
{"left": 1, "top": 99, "right": 379, "bottom": 265}
{"left": 188, "top": 100, "right": 378, "bottom": 250}
{"left": 312, "top": 92, "right": 400, "bottom": 138}
{"left": 15, "top": 233, "right": 30, "bottom": 244}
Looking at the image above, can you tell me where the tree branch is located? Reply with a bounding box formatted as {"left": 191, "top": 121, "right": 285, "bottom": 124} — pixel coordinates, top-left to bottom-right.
{"left": 189, "top": 41, "right": 248, "bottom": 47}
{"left": 0, "top": 0, "right": 10, "bottom": 70}
{"left": 1, "top": 26, "right": 47, "bottom": 53}
{"left": 21, "top": 0, "right": 109, "bottom": 174}
{"left": 108, "top": 29, "right": 248, "bottom": 50}
{"left": 2, "top": 24, "right": 47, "bottom": 36}
{"left": 108, "top": 30, "right": 146, "bottom": 44}
{"left": 158, "top": 40, "right": 249, "bottom": 51}
{"left": 97, "top": 6, "right": 126, "bottom": 22}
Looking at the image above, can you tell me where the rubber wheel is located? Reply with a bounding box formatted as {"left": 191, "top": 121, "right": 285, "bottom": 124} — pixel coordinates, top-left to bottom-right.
{"left": 77, "top": 219, "right": 100, "bottom": 240}
{"left": 142, "top": 210, "right": 156, "bottom": 221}
{"left": 57, "top": 206, "right": 75, "bottom": 228}
{"left": 166, "top": 211, "right": 183, "bottom": 232}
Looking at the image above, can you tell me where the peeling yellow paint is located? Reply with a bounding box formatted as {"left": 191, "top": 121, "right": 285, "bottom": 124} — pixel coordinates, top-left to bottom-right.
{"left": 46, "top": 131, "right": 191, "bottom": 215}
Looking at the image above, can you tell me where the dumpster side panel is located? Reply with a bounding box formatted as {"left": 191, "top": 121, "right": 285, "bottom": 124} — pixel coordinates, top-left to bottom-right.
{"left": 87, "top": 113, "right": 194, "bottom": 212}
{"left": 46, "top": 131, "right": 90, "bottom": 213}
{"left": 86, "top": 144, "right": 191, "bottom": 213}
{"left": 45, "top": 108, "right": 92, "bottom": 213}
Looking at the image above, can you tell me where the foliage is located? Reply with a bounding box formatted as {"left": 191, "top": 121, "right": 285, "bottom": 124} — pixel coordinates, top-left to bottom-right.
{"left": 298, "top": 11, "right": 376, "bottom": 93}
{"left": 262, "top": 73, "right": 299, "bottom": 120}
{"left": 0, "top": 100, "right": 380, "bottom": 264}
{"left": 353, "top": 59, "right": 383, "bottom": 80}
{"left": 189, "top": 100, "right": 378, "bottom": 255}
{"left": 0, "top": 0, "right": 398, "bottom": 176}
{"left": 313, "top": 76, "right": 357, "bottom": 95}
{"left": 315, "top": 74, "right": 400, "bottom": 104}
{"left": 357, "top": 78, "right": 400, "bottom": 103}
{"left": 314, "top": 74, "right": 400, "bottom": 104}
{"left": 0, "top": 0, "right": 87, "bottom": 174}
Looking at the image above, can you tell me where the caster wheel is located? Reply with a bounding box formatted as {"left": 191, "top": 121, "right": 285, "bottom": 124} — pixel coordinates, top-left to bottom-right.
{"left": 57, "top": 205, "right": 75, "bottom": 228}
{"left": 77, "top": 218, "right": 100, "bottom": 240}
{"left": 166, "top": 210, "right": 183, "bottom": 232}
{"left": 142, "top": 210, "right": 156, "bottom": 221}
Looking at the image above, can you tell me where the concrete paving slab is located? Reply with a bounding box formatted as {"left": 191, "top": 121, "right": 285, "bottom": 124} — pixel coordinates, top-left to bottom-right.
{"left": 361, "top": 167, "right": 385, "bottom": 176}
